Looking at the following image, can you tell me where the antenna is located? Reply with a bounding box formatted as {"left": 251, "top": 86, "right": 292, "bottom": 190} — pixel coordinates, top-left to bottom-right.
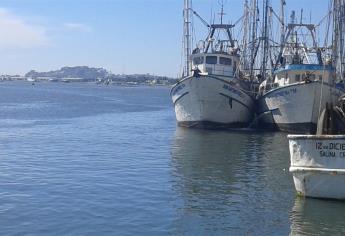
{"left": 290, "top": 10, "right": 296, "bottom": 24}
{"left": 218, "top": 0, "right": 227, "bottom": 24}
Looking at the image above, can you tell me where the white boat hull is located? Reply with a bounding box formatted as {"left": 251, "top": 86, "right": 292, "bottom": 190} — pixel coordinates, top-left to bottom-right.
{"left": 258, "top": 81, "right": 344, "bottom": 133}
{"left": 288, "top": 135, "right": 345, "bottom": 199}
{"left": 170, "top": 75, "right": 254, "bottom": 128}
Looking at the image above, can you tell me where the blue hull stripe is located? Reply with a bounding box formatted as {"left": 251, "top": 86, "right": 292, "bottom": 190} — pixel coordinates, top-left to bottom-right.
{"left": 260, "top": 81, "right": 344, "bottom": 99}
{"left": 173, "top": 92, "right": 189, "bottom": 106}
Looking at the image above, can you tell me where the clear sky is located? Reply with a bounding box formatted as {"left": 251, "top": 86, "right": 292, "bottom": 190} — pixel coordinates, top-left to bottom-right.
{"left": 0, "top": 0, "right": 330, "bottom": 77}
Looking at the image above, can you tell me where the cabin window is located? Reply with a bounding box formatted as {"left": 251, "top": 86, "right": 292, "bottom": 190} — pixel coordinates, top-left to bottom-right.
{"left": 285, "top": 73, "right": 288, "bottom": 84}
{"left": 295, "top": 74, "right": 300, "bottom": 82}
{"left": 309, "top": 74, "right": 316, "bottom": 80}
{"left": 206, "top": 56, "right": 217, "bottom": 64}
{"left": 193, "top": 57, "right": 204, "bottom": 65}
{"left": 219, "top": 57, "right": 232, "bottom": 66}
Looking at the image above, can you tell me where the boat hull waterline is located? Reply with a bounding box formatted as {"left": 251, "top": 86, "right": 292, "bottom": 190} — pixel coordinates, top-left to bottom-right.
{"left": 171, "top": 75, "right": 254, "bottom": 129}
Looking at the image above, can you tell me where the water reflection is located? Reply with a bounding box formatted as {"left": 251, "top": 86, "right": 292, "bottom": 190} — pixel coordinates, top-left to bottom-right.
{"left": 290, "top": 197, "right": 345, "bottom": 235}
{"left": 170, "top": 127, "right": 294, "bottom": 235}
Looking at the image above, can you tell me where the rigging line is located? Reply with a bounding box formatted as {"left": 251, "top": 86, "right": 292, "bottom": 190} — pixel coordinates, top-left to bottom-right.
{"left": 233, "top": 15, "right": 245, "bottom": 26}
{"left": 324, "top": 12, "right": 331, "bottom": 48}
{"left": 316, "top": 10, "right": 333, "bottom": 28}
{"left": 269, "top": 7, "right": 285, "bottom": 27}
{"left": 189, "top": 8, "right": 210, "bottom": 28}
{"left": 236, "top": 24, "right": 244, "bottom": 41}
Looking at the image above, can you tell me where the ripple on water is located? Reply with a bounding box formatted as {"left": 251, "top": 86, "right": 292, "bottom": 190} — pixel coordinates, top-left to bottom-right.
{"left": 0, "top": 82, "right": 344, "bottom": 235}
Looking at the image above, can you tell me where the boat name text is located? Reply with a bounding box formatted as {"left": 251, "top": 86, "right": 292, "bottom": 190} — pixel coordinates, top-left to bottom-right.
{"left": 270, "top": 88, "right": 297, "bottom": 98}
{"left": 315, "top": 142, "right": 345, "bottom": 158}
{"left": 223, "top": 84, "right": 244, "bottom": 98}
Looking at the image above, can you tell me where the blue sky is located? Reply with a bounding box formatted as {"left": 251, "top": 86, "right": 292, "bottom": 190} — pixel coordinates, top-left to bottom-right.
{"left": 0, "top": 0, "right": 329, "bottom": 77}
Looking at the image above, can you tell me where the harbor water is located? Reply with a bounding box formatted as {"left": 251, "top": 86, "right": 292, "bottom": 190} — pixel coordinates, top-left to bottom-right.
{"left": 0, "top": 81, "right": 345, "bottom": 235}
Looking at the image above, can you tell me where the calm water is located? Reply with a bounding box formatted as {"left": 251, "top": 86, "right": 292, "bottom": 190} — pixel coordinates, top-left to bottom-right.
{"left": 0, "top": 81, "right": 345, "bottom": 235}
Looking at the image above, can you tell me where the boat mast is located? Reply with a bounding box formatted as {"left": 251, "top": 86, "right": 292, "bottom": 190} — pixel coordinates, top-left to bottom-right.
{"left": 250, "top": 0, "right": 258, "bottom": 80}
{"left": 332, "top": 0, "right": 338, "bottom": 79}
{"left": 339, "top": 0, "right": 345, "bottom": 80}
{"left": 261, "top": 0, "right": 270, "bottom": 81}
{"left": 242, "top": 0, "right": 250, "bottom": 72}
{"left": 219, "top": 0, "right": 225, "bottom": 24}
{"left": 280, "top": 0, "right": 286, "bottom": 46}
{"left": 183, "top": 0, "right": 192, "bottom": 77}
{"left": 333, "top": 0, "right": 345, "bottom": 81}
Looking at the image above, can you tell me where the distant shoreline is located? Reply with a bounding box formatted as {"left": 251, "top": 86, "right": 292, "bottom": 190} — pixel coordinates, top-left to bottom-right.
{"left": 0, "top": 79, "right": 174, "bottom": 87}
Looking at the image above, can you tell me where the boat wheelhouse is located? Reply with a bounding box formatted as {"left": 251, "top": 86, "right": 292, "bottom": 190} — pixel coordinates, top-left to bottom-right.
{"left": 190, "top": 52, "right": 239, "bottom": 78}
{"left": 269, "top": 64, "right": 334, "bottom": 89}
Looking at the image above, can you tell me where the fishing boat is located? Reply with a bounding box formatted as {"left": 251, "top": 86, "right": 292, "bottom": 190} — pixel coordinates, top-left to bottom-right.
{"left": 288, "top": 134, "right": 345, "bottom": 199}
{"left": 170, "top": 0, "right": 254, "bottom": 128}
{"left": 257, "top": 12, "right": 345, "bottom": 133}
{"left": 288, "top": 0, "right": 345, "bottom": 200}
{"left": 288, "top": 99, "right": 345, "bottom": 199}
